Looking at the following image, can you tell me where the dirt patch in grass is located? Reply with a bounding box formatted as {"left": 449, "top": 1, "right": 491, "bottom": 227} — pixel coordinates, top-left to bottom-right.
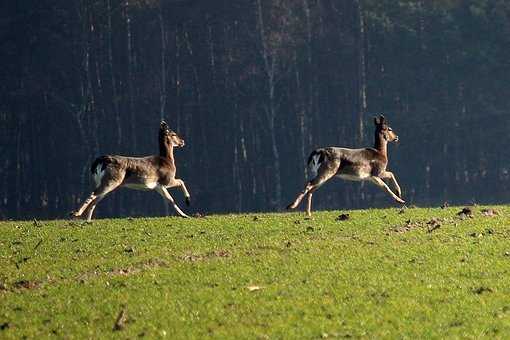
{"left": 457, "top": 207, "right": 474, "bottom": 219}
{"left": 113, "top": 308, "right": 128, "bottom": 331}
{"left": 179, "top": 250, "right": 231, "bottom": 262}
{"left": 481, "top": 208, "right": 499, "bottom": 217}
{"left": 390, "top": 207, "right": 501, "bottom": 235}
{"left": 457, "top": 206, "right": 499, "bottom": 219}
{"left": 108, "top": 258, "right": 169, "bottom": 276}
{"left": 391, "top": 217, "right": 448, "bottom": 234}
{"left": 13, "top": 280, "right": 40, "bottom": 289}
{"left": 473, "top": 286, "right": 493, "bottom": 294}
{"left": 77, "top": 258, "right": 170, "bottom": 283}
{"left": 5, "top": 280, "right": 43, "bottom": 292}
{"left": 335, "top": 214, "right": 350, "bottom": 221}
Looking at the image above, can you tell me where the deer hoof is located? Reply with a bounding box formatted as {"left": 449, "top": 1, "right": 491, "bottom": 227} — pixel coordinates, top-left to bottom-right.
{"left": 396, "top": 197, "right": 406, "bottom": 204}
{"left": 185, "top": 197, "right": 191, "bottom": 206}
{"left": 286, "top": 203, "right": 295, "bottom": 210}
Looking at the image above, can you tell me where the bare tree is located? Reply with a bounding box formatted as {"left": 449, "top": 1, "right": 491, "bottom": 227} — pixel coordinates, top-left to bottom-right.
{"left": 355, "top": 0, "right": 367, "bottom": 144}
{"left": 256, "top": 0, "right": 282, "bottom": 208}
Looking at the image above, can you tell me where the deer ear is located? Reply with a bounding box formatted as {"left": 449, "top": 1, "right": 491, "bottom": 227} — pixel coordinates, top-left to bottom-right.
{"left": 379, "top": 114, "right": 386, "bottom": 123}
{"left": 160, "top": 120, "right": 168, "bottom": 130}
{"left": 374, "top": 116, "right": 380, "bottom": 125}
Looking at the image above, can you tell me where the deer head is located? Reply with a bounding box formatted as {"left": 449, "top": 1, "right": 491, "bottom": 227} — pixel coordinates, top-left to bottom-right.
{"left": 160, "top": 120, "right": 185, "bottom": 148}
{"left": 374, "top": 115, "right": 399, "bottom": 143}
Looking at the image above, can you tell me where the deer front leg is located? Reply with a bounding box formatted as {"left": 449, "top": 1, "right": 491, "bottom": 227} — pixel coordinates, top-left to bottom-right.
{"left": 156, "top": 185, "right": 189, "bottom": 218}
{"left": 168, "top": 179, "right": 191, "bottom": 206}
{"left": 371, "top": 176, "right": 405, "bottom": 204}
{"left": 381, "top": 171, "right": 402, "bottom": 198}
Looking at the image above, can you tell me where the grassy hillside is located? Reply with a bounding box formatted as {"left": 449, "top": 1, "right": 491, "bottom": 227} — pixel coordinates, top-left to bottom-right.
{"left": 1, "top": 206, "right": 510, "bottom": 339}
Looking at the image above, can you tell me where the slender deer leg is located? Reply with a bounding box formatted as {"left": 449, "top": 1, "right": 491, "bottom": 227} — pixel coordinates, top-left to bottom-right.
{"left": 371, "top": 176, "right": 405, "bottom": 203}
{"left": 287, "top": 161, "right": 338, "bottom": 214}
{"left": 306, "top": 191, "right": 317, "bottom": 217}
{"left": 305, "top": 183, "right": 324, "bottom": 216}
{"left": 167, "top": 179, "right": 191, "bottom": 206}
{"left": 155, "top": 185, "right": 189, "bottom": 218}
{"left": 72, "top": 193, "right": 97, "bottom": 217}
{"left": 287, "top": 182, "right": 311, "bottom": 210}
{"left": 179, "top": 180, "right": 191, "bottom": 206}
{"left": 83, "top": 183, "right": 121, "bottom": 222}
{"left": 381, "top": 171, "right": 402, "bottom": 198}
{"left": 84, "top": 195, "right": 105, "bottom": 222}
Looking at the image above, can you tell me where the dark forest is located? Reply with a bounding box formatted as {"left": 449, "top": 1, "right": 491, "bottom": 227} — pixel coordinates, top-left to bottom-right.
{"left": 2, "top": 0, "right": 510, "bottom": 219}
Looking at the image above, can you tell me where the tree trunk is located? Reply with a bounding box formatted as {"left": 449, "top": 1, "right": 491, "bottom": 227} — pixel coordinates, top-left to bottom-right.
{"left": 355, "top": 0, "right": 367, "bottom": 144}
{"left": 107, "top": 0, "right": 122, "bottom": 146}
{"left": 256, "top": 0, "right": 282, "bottom": 208}
{"left": 125, "top": 0, "right": 136, "bottom": 149}
{"left": 159, "top": 3, "right": 167, "bottom": 121}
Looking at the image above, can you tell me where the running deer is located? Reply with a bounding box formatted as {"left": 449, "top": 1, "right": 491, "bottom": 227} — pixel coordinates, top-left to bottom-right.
{"left": 287, "top": 115, "right": 404, "bottom": 216}
{"left": 72, "top": 121, "right": 191, "bottom": 221}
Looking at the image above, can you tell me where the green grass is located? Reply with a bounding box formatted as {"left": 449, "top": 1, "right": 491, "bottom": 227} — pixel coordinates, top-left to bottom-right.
{"left": 1, "top": 206, "right": 510, "bottom": 339}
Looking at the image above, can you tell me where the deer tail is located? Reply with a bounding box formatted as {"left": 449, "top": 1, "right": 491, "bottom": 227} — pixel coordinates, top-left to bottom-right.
{"left": 307, "top": 148, "right": 326, "bottom": 175}
{"left": 90, "top": 156, "right": 114, "bottom": 187}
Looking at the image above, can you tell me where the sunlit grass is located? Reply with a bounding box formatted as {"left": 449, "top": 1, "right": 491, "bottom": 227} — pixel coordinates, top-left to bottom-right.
{"left": 1, "top": 206, "right": 510, "bottom": 339}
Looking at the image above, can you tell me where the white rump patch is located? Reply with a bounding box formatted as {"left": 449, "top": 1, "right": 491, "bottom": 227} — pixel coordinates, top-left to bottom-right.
{"left": 309, "top": 154, "right": 321, "bottom": 175}
{"left": 93, "top": 165, "right": 105, "bottom": 187}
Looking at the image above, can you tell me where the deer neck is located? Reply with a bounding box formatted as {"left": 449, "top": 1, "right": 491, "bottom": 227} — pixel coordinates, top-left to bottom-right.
{"left": 159, "top": 140, "right": 175, "bottom": 163}
{"left": 374, "top": 133, "right": 388, "bottom": 158}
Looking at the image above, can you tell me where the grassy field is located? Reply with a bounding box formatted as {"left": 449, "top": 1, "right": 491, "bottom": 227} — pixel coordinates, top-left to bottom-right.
{"left": 1, "top": 206, "right": 510, "bottom": 339}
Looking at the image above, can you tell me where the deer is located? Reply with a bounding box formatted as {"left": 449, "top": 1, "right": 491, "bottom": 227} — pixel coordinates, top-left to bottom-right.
{"left": 71, "top": 121, "right": 191, "bottom": 221}
{"left": 287, "top": 115, "right": 405, "bottom": 216}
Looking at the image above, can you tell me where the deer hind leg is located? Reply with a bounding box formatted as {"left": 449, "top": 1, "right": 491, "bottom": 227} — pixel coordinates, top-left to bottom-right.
{"left": 82, "top": 181, "right": 122, "bottom": 222}
{"left": 287, "top": 182, "right": 311, "bottom": 210}
{"left": 72, "top": 166, "right": 123, "bottom": 220}
{"left": 380, "top": 171, "right": 402, "bottom": 198}
{"left": 287, "top": 160, "right": 339, "bottom": 215}
{"left": 167, "top": 179, "right": 191, "bottom": 206}
{"left": 72, "top": 193, "right": 97, "bottom": 218}
{"left": 304, "top": 171, "right": 336, "bottom": 216}
{"left": 371, "top": 176, "right": 405, "bottom": 204}
{"left": 83, "top": 195, "right": 105, "bottom": 222}
{"left": 155, "top": 185, "right": 189, "bottom": 218}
